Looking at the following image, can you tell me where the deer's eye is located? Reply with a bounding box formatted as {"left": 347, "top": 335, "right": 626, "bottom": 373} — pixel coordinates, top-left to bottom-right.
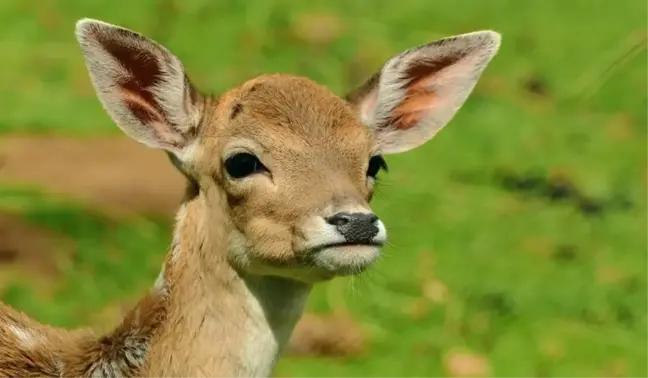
{"left": 224, "top": 152, "right": 266, "bottom": 179}
{"left": 367, "top": 155, "right": 388, "bottom": 178}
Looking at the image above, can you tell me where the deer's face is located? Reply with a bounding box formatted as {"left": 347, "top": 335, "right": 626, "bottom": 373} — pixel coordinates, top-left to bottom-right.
{"left": 75, "top": 19, "right": 500, "bottom": 283}
{"left": 196, "top": 76, "right": 386, "bottom": 280}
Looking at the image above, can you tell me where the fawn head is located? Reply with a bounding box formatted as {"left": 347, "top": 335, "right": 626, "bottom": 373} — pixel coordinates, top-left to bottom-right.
{"left": 75, "top": 19, "right": 500, "bottom": 283}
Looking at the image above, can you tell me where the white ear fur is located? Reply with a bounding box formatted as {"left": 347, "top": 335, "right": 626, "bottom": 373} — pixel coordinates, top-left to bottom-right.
{"left": 347, "top": 30, "right": 501, "bottom": 154}
{"left": 75, "top": 18, "right": 203, "bottom": 158}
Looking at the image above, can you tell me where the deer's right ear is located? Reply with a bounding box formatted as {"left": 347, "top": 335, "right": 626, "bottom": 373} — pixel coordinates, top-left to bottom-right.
{"left": 75, "top": 18, "right": 203, "bottom": 159}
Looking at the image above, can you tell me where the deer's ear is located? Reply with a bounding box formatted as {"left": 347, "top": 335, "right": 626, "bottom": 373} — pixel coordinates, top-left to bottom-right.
{"left": 75, "top": 18, "right": 204, "bottom": 159}
{"left": 346, "top": 31, "right": 501, "bottom": 155}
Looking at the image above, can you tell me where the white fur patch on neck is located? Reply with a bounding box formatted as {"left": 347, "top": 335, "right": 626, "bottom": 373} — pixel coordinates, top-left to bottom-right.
{"left": 240, "top": 295, "right": 281, "bottom": 376}
{"left": 239, "top": 279, "right": 310, "bottom": 376}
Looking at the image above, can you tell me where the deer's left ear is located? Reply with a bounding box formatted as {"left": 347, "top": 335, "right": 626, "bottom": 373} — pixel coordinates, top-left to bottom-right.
{"left": 346, "top": 31, "right": 501, "bottom": 154}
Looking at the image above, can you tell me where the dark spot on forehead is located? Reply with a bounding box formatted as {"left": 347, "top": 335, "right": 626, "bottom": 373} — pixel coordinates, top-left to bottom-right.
{"left": 230, "top": 102, "right": 243, "bottom": 119}
{"left": 248, "top": 83, "right": 262, "bottom": 93}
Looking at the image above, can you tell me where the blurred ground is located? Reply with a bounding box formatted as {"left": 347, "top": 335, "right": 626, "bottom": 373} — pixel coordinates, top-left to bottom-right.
{"left": 0, "top": 212, "right": 72, "bottom": 280}
{"left": 0, "top": 0, "right": 646, "bottom": 376}
{"left": 0, "top": 136, "right": 184, "bottom": 215}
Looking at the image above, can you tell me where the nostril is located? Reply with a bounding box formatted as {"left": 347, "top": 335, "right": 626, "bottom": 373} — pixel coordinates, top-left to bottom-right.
{"left": 328, "top": 212, "right": 380, "bottom": 244}
{"left": 326, "top": 212, "right": 352, "bottom": 227}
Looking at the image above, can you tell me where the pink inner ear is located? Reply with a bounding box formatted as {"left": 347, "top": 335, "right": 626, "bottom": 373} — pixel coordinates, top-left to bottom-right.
{"left": 388, "top": 53, "right": 467, "bottom": 130}
{"left": 121, "top": 88, "right": 166, "bottom": 125}
{"left": 95, "top": 28, "right": 172, "bottom": 127}
{"left": 390, "top": 82, "right": 436, "bottom": 130}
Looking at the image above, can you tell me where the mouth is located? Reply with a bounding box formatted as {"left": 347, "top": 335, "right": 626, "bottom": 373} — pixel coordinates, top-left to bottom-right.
{"left": 311, "top": 240, "right": 384, "bottom": 251}
{"left": 305, "top": 241, "right": 383, "bottom": 277}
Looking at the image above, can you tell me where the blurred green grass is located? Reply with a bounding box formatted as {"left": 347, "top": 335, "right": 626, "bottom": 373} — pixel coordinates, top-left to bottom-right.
{"left": 0, "top": 0, "right": 646, "bottom": 376}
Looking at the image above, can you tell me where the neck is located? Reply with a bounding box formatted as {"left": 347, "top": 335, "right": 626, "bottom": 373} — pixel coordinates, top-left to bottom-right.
{"left": 104, "top": 186, "right": 311, "bottom": 377}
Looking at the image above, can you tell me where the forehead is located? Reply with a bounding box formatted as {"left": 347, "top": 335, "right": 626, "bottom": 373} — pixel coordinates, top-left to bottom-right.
{"left": 217, "top": 75, "right": 373, "bottom": 154}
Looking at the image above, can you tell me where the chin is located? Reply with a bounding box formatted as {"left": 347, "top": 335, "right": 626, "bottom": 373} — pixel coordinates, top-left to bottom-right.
{"left": 238, "top": 243, "right": 382, "bottom": 283}
{"left": 309, "top": 244, "right": 382, "bottom": 277}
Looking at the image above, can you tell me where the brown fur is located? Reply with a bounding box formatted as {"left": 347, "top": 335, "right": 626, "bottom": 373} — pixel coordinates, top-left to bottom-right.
{"left": 0, "top": 19, "right": 500, "bottom": 377}
{"left": 0, "top": 287, "right": 166, "bottom": 377}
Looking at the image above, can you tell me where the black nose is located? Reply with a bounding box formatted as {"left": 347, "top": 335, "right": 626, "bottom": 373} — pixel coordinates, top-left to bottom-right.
{"left": 326, "top": 212, "right": 379, "bottom": 243}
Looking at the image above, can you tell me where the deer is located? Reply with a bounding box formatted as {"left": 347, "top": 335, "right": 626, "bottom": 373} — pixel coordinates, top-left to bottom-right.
{"left": 0, "top": 18, "right": 500, "bottom": 377}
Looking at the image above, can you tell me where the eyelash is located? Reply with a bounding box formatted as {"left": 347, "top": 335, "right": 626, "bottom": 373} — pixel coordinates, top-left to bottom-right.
{"left": 367, "top": 155, "right": 388, "bottom": 178}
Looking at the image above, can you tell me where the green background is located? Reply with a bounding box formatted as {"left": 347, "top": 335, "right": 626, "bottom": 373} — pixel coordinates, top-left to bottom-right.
{"left": 0, "top": 0, "right": 645, "bottom": 376}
